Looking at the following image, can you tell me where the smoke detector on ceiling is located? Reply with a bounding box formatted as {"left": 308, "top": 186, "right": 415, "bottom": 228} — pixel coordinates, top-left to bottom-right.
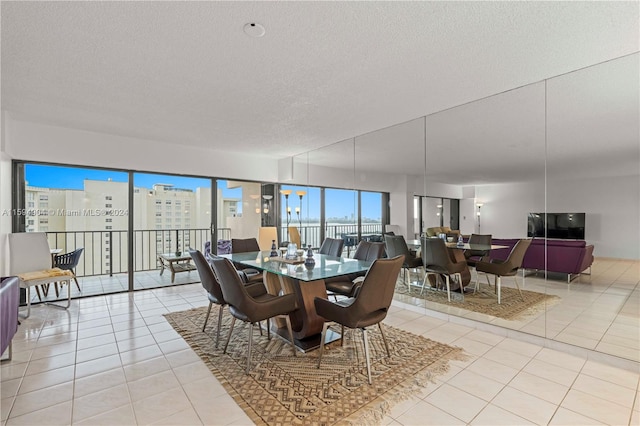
{"left": 243, "top": 23, "right": 265, "bottom": 38}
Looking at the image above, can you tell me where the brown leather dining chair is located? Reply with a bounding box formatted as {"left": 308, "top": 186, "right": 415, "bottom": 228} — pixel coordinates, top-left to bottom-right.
{"left": 314, "top": 255, "right": 404, "bottom": 384}
{"left": 325, "top": 241, "right": 386, "bottom": 298}
{"left": 319, "top": 238, "right": 345, "bottom": 257}
{"left": 421, "top": 237, "right": 468, "bottom": 302}
{"left": 189, "top": 249, "right": 267, "bottom": 347}
{"left": 474, "top": 238, "right": 532, "bottom": 304}
{"left": 210, "top": 257, "right": 298, "bottom": 374}
{"left": 231, "top": 238, "right": 263, "bottom": 283}
{"left": 464, "top": 234, "right": 492, "bottom": 287}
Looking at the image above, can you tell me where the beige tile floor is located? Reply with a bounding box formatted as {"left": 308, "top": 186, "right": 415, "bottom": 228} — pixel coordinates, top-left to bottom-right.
{"left": 394, "top": 257, "right": 640, "bottom": 362}
{"left": 2, "top": 282, "right": 639, "bottom": 425}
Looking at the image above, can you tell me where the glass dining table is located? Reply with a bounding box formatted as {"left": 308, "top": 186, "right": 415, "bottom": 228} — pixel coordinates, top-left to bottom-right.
{"left": 220, "top": 251, "right": 372, "bottom": 351}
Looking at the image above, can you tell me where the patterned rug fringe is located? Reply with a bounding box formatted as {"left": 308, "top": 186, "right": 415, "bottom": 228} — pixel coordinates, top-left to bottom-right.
{"left": 164, "top": 306, "right": 467, "bottom": 425}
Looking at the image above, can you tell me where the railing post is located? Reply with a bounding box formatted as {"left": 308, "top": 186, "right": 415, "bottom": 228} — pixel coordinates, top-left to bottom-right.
{"left": 109, "top": 230, "right": 113, "bottom": 276}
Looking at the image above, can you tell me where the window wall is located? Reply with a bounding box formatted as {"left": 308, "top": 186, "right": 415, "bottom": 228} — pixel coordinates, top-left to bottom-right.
{"left": 14, "top": 161, "right": 389, "bottom": 302}
{"left": 18, "top": 163, "right": 130, "bottom": 297}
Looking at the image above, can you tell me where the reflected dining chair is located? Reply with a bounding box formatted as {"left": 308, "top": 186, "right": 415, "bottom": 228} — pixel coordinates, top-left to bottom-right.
{"left": 421, "top": 237, "right": 468, "bottom": 302}
{"left": 210, "top": 257, "right": 298, "bottom": 374}
{"left": 474, "top": 238, "right": 532, "bottom": 304}
{"left": 383, "top": 234, "right": 423, "bottom": 291}
{"left": 325, "top": 241, "right": 386, "bottom": 298}
{"left": 464, "top": 234, "right": 492, "bottom": 287}
{"left": 319, "top": 238, "right": 345, "bottom": 257}
{"left": 314, "top": 255, "right": 404, "bottom": 384}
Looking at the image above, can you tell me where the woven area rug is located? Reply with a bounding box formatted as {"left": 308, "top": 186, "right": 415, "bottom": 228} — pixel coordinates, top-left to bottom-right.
{"left": 396, "top": 279, "right": 560, "bottom": 320}
{"left": 164, "top": 306, "right": 466, "bottom": 425}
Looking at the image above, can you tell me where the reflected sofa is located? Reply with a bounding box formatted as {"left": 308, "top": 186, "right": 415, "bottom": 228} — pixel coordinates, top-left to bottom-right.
{"left": 425, "top": 226, "right": 461, "bottom": 239}
{"left": 488, "top": 238, "right": 594, "bottom": 282}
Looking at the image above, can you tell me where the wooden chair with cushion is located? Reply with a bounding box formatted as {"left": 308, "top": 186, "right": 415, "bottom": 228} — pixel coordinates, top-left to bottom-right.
{"left": 314, "top": 255, "right": 404, "bottom": 384}
{"left": 8, "top": 232, "right": 74, "bottom": 318}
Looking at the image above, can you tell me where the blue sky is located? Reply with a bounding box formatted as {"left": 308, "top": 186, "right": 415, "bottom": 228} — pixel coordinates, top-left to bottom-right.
{"left": 25, "top": 165, "right": 382, "bottom": 219}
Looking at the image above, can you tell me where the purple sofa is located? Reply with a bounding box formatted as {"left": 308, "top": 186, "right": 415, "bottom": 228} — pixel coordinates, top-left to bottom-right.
{"left": 489, "top": 238, "right": 594, "bottom": 282}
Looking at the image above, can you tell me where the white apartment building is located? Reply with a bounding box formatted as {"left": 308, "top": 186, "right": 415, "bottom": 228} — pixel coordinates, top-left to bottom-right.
{"left": 24, "top": 180, "right": 239, "bottom": 274}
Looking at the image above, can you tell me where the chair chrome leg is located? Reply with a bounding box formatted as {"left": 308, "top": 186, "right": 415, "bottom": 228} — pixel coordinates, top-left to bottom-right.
{"left": 513, "top": 275, "right": 525, "bottom": 301}
{"left": 45, "top": 280, "right": 71, "bottom": 310}
{"left": 215, "top": 305, "right": 224, "bottom": 348}
{"left": 202, "top": 301, "right": 213, "bottom": 332}
{"left": 362, "top": 328, "right": 372, "bottom": 385}
{"left": 223, "top": 316, "right": 236, "bottom": 354}
{"left": 452, "top": 273, "right": 463, "bottom": 301}
{"left": 445, "top": 275, "right": 451, "bottom": 302}
{"left": 284, "top": 315, "right": 297, "bottom": 357}
{"left": 378, "top": 322, "right": 391, "bottom": 357}
{"left": 267, "top": 318, "right": 271, "bottom": 340}
{"left": 497, "top": 276, "right": 502, "bottom": 304}
{"left": 317, "top": 322, "right": 329, "bottom": 368}
{"left": 246, "top": 323, "right": 253, "bottom": 374}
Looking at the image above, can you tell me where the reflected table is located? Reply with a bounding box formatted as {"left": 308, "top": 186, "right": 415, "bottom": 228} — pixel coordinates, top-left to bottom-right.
{"left": 221, "top": 251, "right": 372, "bottom": 351}
{"left": 406, "top": 240, "right": 509, "bottom": 291}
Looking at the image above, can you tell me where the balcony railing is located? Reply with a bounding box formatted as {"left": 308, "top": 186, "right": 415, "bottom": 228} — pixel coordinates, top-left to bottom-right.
{"left": 45, "top": 224, "right": 382, "bottom": 278}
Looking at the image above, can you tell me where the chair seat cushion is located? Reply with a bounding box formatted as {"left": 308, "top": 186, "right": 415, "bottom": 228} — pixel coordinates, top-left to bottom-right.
{"left": 325, "top": 280, "right": 356, "bottom": 297}
{"left": 17, "top": 268, "right": 73, "bottom": 286}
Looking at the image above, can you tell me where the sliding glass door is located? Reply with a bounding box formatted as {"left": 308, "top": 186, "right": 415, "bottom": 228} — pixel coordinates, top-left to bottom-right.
{"left": 132, "top": 173, "right": 212, "bottom": 290}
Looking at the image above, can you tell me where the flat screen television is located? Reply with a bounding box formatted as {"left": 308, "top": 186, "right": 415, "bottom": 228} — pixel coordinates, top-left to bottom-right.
{"left": 527, "top": 213, "right": 586, "bottom": 240}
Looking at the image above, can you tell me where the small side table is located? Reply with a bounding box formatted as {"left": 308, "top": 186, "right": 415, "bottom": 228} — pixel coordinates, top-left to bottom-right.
{"left": 157, "top": 253, "right": 196, "bottom": 283}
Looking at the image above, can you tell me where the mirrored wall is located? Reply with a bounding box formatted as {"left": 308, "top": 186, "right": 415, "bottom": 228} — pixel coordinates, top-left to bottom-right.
{"left": 292, "top": 53, "right": 639, "bottom": 362}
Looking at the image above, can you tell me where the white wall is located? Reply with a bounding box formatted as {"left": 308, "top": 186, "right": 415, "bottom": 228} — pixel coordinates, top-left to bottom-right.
{"left": 476, "top": 176, "right": 639, "bottom": 259}
{"left": 4, "top": 116, "right": 279, "bottom": 183}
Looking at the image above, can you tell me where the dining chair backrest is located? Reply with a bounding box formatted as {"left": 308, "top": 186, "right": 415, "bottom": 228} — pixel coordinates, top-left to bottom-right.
{"left": 319, "top": 238, "right": 344, "bottom": 257}
{"left": 383, "top": 234, "right": 411, "bottom": 259}
{"left": 421, "top": 237, "right": 454, "bottom": 274}
{"left": 9, "top": 232, "right": 52, "bottom": 274}
{"left": 231, "top": 238, "right": 260, "bottom": 253}
{"left": 465, "top": 234, "right": 492, "bottom": 258}
{"left": 54, "top": 248, "right": 84, "bottom": 271}
{"left": 189, "top": 249, "right": 225, "bottom": 303}
{"left": 349, "top": 255, "right": 404, "bottom": 322}
{"left": 288, "top": 226, "right": 301, "bottom": 248}
{"left": 352, "top": 241, "right": 386, "bottom": 262}
{"left": 258, "top": 227, "right": 278, "bottom": 251}
{"left": 502, "top": 239, "right": 533, "bottom": 274}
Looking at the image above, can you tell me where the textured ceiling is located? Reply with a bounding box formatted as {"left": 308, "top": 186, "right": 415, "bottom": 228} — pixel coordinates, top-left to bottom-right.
{"left": 1, "top": 1, "right": 639, "bottom": 183}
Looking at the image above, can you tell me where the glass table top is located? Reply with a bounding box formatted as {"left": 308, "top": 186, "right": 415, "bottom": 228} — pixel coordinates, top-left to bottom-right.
{"left": 220, "top": 251, "right": 372, "bottom": 282}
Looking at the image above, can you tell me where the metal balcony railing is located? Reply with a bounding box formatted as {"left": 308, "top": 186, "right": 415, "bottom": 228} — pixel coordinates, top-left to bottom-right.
{"left": 45, "top": 224, "right": 382, "bottom": 278}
